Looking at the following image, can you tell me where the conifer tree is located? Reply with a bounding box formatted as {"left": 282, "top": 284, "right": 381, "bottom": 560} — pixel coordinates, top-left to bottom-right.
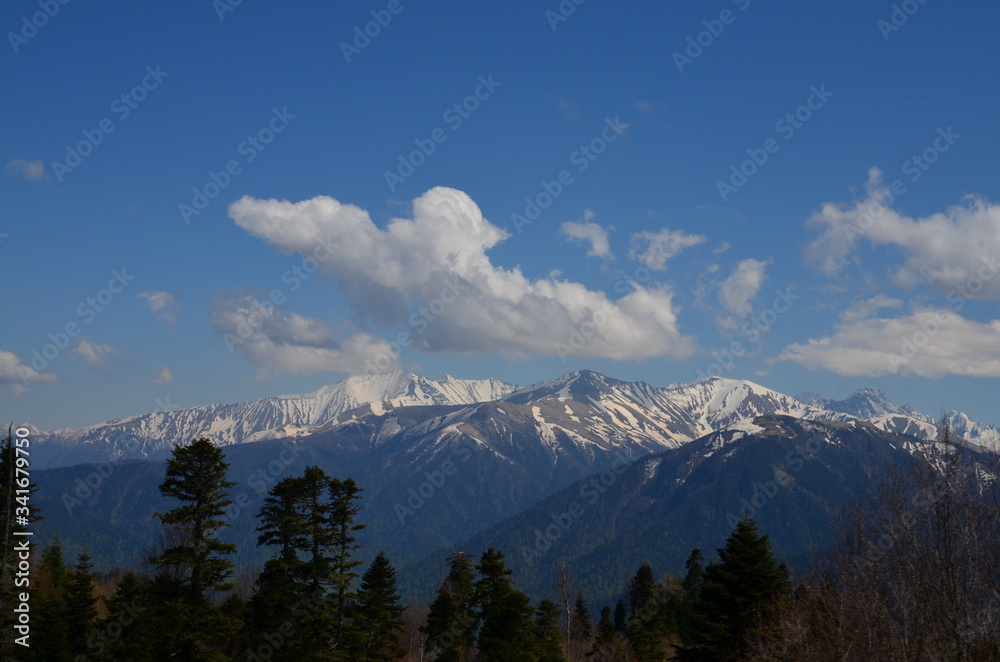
{"left": 677, "top": 548, "right": 705, "bottom": 644}
{"left": 421, "top": 552, "right": 477, "bottom": 661}
{"left": 65, "top": 553, "right": 99, "bottom": 657}
{"left": 678, "top": 516, "right": 790, "bottom": 661}
{"left": 627, "top": 562, "right": 667, "bottom": 661}
{"left": 590, "top": 605, "right": 619, "bottom": 659}
{"left": 329, "top": 476, "right": 366, "bottom": 649}
{"left": 150, "top": 436, "right": 239, "bottom": 660}
{"left": 473, "top": 548, "right": 536, "bottom": 660}
{"left": 250, "top": 467, "right": 332, "bottom": 658}
{"left": 570, "top": 592, "right": 592, "bottom": 642}
{"left": 613, "top": 599, "right": 627, "bottom": 633}
{"left": 33, "top": 539, "right": 71, "bottom": 661}
{"left": 533, "top": 598, "right": 567, "bottom": 662}
{"left": 352, "top": 551, "right": 405, "bottom": 661}
{"left": 96, "top": 571, "right": 152, "bottom": 661}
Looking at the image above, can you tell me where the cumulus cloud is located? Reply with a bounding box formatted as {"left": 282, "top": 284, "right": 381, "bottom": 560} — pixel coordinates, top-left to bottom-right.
{"left": 137, "top": 290, "right": 179, "bottom": 328}
{"left": 229, "top": 187, "right": 697, "bottom": 361}
{"left": 154, "top": 367, "right": 173, "bottom": 384}
{"left": 779, "top": 303, "right": 1000, "bottom": 378}
{"left": 561, "top": 210, "right": 611, "bottom": 258}
{"left": 805, "top": 168, "right": 1000, "bottom": 298}
{"left": 3, "top": 158, "right": 47, "bottom": 182}
{"left": 73, "top": 338, "right": 117, "bottom": 365}
{"left": 211, "top": 292, "right": 402, "bottom": 376}
{"left": 718, "top": 258, "right": 771, "bottom": 315}
{"left": 628, "top": 228, "right": 705, "bottom": 271}
{"left": 0, "top": 350, "right": 60, "bottom": 385}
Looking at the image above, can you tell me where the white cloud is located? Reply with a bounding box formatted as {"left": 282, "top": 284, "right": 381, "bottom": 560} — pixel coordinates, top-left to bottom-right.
{"left": 154, "top": 367, "right": 173, "bottom": 384}
{"left": 73, "top": 338, "right": 116, "bottom": 365}
{"left": 211, "top": 293, "right": 402, "bottom": 376}
{"left": 0, "top": 350, "right": 60, "bottom": 385}
{"left": 3, "top": 158, "right": 47, "bottom": 182}
{"left": 779, "top": 306, "right": 1000, "bottom": 378}
{"left": 561, "top": 210, "right": 611, "bottom": 258}
{"left": 628, "top": 228, "right": 705, "bottom": 271}
{"left": 718, "top": 258, "right": 771, "bottom": 315}
{"left": 805, "top": 169, "right": 1000, "bottom": 298}
{"left": 229, "top": 187, "right": 697, "bottom": 361}
{"left": 137, "top": 290, "right": 178, "bottom": 328}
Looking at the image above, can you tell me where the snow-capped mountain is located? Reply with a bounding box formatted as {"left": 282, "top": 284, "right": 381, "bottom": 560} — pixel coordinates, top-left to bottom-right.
{"left": 796, "top": 387, "right": 900, "bottom": 419}
{"left": 30, "top": 372, "right": 517, "bottom": 469}
{"left": 797, "top": 386, "right": 1000, "bottom": 452}
{"left": 291, "top": 370, "right": 861, "bottom": 490}
{"left": 29, "top": 369, "right": 1000, "bottom": 470}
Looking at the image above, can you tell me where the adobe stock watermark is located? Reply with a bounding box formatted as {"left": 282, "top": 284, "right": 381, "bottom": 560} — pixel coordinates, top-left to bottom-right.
{"left": 20, "top": 268, "right": 135, "bottom": 380}
{"left": 725, "top": 434, "right": 821, "bottom": 528}
{"left": 384, "top": 75, "right": 501, "bottom": 192}
{"left": 340, "top": 0, "right": 413, "bottom": 63}
{"left": 545, "top": 0, "right": 587, "bottom": 31}
{"left": 7, "top": 0, "right": 71, "bottom": 54}
{"left": 361, "top": 275, "right": 466, "bottom": 373}
{"left": 697, "top": 287, "right": 800, "bottom": 379}
{"left": 886, "top": 255, "right": 999, "bottom": 373}
{"left": 841, "top": 127, "right": 960, "bottom": 242}
{"left": 521, "top": 450, "right": 629, "bottom": 564}
{"left": 510, "top": 116, "right": 627, "bottom": 234}
{"left": 61, "top": 396, "right": 176, "bottom": 514}
{"left": 877, "top": 0, "right": 932, "bottom": 41}
{"left": 221, "top": 233, "right": 346, "bottom": 356}
{"left": 716, "top": 84, "right": 833, "bottom": 201}
{"left": 672, "top": 0, "right": 752, "bottom": 73}
{"left": 393, "top": 440, "right": 473, "bottom": 524}
{"left": 179, "top": 106, "right": 295, "bottom": 224}
{"left": 224, "top": 440, "right": 306, "bottom": 526}
{"left": 213, "top": 0, "right": 247, "bottom": 21}
{"left": 51, "top": 66, "right": 170, "bottom": 183}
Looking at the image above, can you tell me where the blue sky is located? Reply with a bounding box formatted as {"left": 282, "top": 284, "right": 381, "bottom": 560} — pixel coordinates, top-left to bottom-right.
{"left": 3, "top": 0, "right": 1000, "bottom": 430}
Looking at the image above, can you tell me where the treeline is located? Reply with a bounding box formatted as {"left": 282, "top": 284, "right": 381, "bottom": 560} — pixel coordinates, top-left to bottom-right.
{"left": 3, "top": 430, "right": 1000, "bottom": 660}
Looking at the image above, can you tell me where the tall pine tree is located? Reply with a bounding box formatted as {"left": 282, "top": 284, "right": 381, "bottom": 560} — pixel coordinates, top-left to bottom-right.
{"left": 150, "top": 436, "right": 239, "bottom": 660}
{"left": 678, "top": 516, "right": 790, "bottom": 662}
{"left": 352, "top": 551, "right": 405, "bottom": 661}
{"left": 421, "top": 552, "right": 477, "bottom": 662}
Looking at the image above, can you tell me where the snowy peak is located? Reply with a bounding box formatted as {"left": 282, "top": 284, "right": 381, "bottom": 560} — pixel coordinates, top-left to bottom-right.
{"left": 795, "top": 387, "right": 899, "bottom": 419}
{"left": 32, "top": 372, "right": 517, "bottom": 468}
{"left": 504, "top": 369, "right": 622, "bottom": 404}
{"left": 305, "top": 371, "right": 517, "bottom": 416}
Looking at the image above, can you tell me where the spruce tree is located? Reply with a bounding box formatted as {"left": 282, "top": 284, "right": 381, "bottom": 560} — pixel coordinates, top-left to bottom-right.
{"left": 677, "top": 548, "right": 705, "bottom": 645}
{"left": 474, "top": 548, "right": 535, "bottom": 660}
{"left": 533, "top": 599, "right": 567, "bottom": 662}
{"left": 677, "top": 516, "right": 790, "bottom": 661}
{"left": 65, "top": 553, "right": 99, "bottom": 658}
{"left": 421, "top": 552, "right": 477, "bottom": 661}
{"left": 96, "top": 571, "right": 152, "bottom": 661}
{"left": 589, "top": 605, "right": 619, "bottom": 659}
{"left": 627, "top": 562, "right": 667, "bottom": 661}
{"left": 150, "top": 436, "right": 239, "bottom": 660}
{"left": 329, "top": 476, "right": 365, "bottom": 649}
{"left": 33, "top": 539, "right": 71, "bottom": 661}
{"left": 613, "top": 598, "right": 627, "bottom": 633}
{"left": 570, "top": 592, "right": 592, "bottom": 641}
{"left": 352, "top": 551, "right": 405, "bottom": 661}
{"left": 249, "top": 467, "right": 331, "bottom": 659}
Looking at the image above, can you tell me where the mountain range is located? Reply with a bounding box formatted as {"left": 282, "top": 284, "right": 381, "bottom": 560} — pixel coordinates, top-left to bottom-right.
{"left": 22, "top": 370, "right": 1000, "bottom": 599}
{"left": 28, "top": 370, "right": 1000, "bottom": 470}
